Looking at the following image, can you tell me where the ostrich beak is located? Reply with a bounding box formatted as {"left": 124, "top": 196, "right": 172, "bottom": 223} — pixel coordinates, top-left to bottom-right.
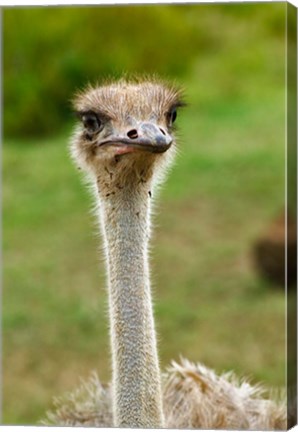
{"left": 99, "top": 122, "right": 173, "bottom": 154}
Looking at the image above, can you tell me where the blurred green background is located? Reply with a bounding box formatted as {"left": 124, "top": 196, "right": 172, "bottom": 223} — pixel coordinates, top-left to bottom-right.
{"left": 3, "top": 3, "right": 287, "bottom": 425}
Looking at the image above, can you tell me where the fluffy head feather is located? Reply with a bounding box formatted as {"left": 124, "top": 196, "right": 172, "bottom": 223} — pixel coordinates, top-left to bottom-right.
{"left": 70, "top": 78, "right": 185, "bottom": 191}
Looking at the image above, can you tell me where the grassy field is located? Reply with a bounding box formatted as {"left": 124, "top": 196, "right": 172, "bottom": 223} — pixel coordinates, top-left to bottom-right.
{"left": 3, "top": 6, "right": 287, "bottom": 424}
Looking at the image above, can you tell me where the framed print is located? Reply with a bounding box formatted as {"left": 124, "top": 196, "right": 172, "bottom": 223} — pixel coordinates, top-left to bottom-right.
{"left": 3, "top": 2, "right": 297, "bottom": 429}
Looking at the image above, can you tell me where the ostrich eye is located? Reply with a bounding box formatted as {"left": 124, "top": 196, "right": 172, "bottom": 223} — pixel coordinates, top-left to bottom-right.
{"left": 167, "top": 108, "right": 177, "bottom": 126}
{"left": 81, "top": 112, "right": 101, "bottom": 133}
{"left": 171, "top": 109, "right": 177, "bottom": 123}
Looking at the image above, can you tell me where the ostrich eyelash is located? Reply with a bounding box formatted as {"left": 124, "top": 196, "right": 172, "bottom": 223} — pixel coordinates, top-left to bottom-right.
{"left": 75, "top": 110, "right": 111, "bottom": 123}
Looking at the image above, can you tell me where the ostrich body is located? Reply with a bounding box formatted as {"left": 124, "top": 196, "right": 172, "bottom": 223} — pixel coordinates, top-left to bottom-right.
{"left": 45, "top": 78, "right": 286, "bottom": 430}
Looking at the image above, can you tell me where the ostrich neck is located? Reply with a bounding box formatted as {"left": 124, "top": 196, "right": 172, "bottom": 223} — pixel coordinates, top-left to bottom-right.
{"left": 97, "top": 177, "right": 164, "bottom": 428}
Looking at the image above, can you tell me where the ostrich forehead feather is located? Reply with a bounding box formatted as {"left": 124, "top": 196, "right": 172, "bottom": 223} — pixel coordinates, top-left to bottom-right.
{"left": 73, "top": 77, "right": 185, "bottom": 121}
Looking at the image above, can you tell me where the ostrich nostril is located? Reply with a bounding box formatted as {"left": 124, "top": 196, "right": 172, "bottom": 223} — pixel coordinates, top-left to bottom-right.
{"left": 127, "top": 129, "right": 138, "bottom": 139}
{"left": 159, "top": 128, "right": 166, "bottom": 136}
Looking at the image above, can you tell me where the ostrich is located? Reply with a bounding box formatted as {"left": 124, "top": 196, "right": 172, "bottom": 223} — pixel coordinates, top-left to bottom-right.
{"left": 44, "top": 78, "right": 286, "bottom": 429}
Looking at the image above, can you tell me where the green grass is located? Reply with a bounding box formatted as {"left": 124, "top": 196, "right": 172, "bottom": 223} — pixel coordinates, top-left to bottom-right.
{"left": 3, "top": 9, "right": 287, "bottom": 422}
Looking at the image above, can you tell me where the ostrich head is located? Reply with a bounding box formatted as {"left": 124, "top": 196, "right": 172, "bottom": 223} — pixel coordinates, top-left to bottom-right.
{"left": 71, "top": 79, "right": 184, "bottom": 188}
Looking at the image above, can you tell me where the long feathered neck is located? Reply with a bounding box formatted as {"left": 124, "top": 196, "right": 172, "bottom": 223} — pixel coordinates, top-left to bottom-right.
{"left": 95, "top": 161, "right": 164, "bottom": 428}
